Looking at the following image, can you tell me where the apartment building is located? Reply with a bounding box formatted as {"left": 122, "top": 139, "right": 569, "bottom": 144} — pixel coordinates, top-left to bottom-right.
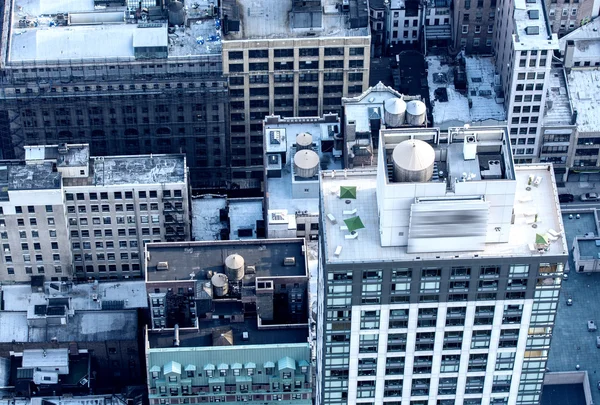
{"left": 545, "top": 0, "right": 600, "bottom": 36}
{"left": 316, "top": 126, "right": 568, "bottom": 405}
{"left": 0, "top": 143, "right": 190, "bottom": 282}
{"left": 0, "top": 0, "right": 228, "bottom": 190}
{"left": 452, "top": 0, "right": 497, "bottom": 53}
{"left": 424, "top": 0, "right": 452, "bottom": 51}
{"left": 387, "top": 0, "right": 423, "bottom": 46}
{"left": 369, "top": 0, "right": 388, "bottom": 57}
{"left": 144, "top": 239, "right": 313, "bottom": 404}
{"left": 264, "top": 113, "right": 341, "bottom": 239}
{"left": 494, "top": 0, "right": 559, "bottom": 163}
{"left": 221, "top": 0, "right": 370, "bottom": 189}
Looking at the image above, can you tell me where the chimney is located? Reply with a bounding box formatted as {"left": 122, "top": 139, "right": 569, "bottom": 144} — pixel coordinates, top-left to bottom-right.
{"left": 564, "top": 40, "right": 575, "bottom": 69}
{"left": 173, "top": 324, "right": 180, "bottom": 347}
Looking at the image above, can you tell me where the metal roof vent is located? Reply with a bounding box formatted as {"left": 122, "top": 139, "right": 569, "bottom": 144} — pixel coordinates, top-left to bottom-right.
{"left": 528, "top": 9, "right": 539, "bottom": 19}
{"left": 525, "top": 26, "right": 540, "bottom": 35}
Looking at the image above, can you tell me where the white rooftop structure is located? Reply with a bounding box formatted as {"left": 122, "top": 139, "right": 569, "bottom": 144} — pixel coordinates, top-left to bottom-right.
{"left": 343, "top": 82, "right": 407, "bottom": 133}
{"left": 567, "top": 69, "right": 600, "bottom": 133}
{"left": 427, "top": 56, "right": 506, "bottom": 129}
{"left": 22, "top": 349, "right": 69, "bottom": 369}
{"left": 512, "top": 0, "right": 559, "bottom": 51}
{"left": 320, "top": 127, "right": 566, "bottom": 264}
{"left": 559, "top": 17, "right": 600, "bottom": 58}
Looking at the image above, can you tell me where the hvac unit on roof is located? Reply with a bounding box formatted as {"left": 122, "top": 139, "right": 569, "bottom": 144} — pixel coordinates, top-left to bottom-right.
{"left": 463, "top": 135, "right": 478, "bottom": 160}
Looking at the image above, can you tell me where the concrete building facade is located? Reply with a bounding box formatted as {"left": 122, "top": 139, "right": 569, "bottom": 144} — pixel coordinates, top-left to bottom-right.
{"left": 317, "top": 126, "right": 568, "bottom": 405}
{"left": 452, "top": 0, "right": 497, "bottom": 54}
{"left": 0, "top": 144, "right": 190, "bottom": 282}
{"left": 386, "top": 0, "right": 423, "bottom": 46}
{"left": 545, "top": 0, "right": 600, "bottom": 36}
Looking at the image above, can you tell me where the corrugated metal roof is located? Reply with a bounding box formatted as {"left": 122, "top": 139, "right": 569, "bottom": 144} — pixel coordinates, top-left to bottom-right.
{"left": 231, "top": 363, "right": 243, "bottom": 369}
{"left": 217, "top": 363, "right": 229, "bottom": 370}
{"left": 264, "top": 361, "right": 275, "bottom": 368}
{"left": 236, "top": 376, "right": 252, "bottom": 383}
{"left": 278, "top": 357, "right": 296, "bottom": 371}
{"left": 149, "top": 365, "right": 161, "bottom": 373}
{"left": 208, "top": 377, "right": 225, "bottom": 384}
{"left": 184, "top": 364, "right": 196, "bottom": 371}
{"left": 164, "top": 361, "right": 181, "bottom": 375}
{"left": 244, "top": 362, "right": 256, "bottom": 369}
{"left": 204, "top": 364, "right": 215, "bottom": 371}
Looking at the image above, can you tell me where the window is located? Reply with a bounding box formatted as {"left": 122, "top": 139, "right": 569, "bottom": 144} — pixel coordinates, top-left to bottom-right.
{"left": 462, "top": 25, "right": 469, "bottom": 34}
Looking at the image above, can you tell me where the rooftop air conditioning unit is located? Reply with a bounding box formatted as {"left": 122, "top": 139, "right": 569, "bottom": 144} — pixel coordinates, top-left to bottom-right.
{"left": 157, "top": 261, "right": 169, "bottom": 271}
{"left": 283, "top": 257, "right": 296, "bottom": 266}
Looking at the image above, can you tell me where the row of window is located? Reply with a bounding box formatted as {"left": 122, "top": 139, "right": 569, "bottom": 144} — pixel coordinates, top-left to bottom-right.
{"left": 1, "top": 229, "right": 58, "bottom": 239}
{"left": 5, "top": 254, "right": 60, "bottom": 263}
{"left": 229, "top": 48, "right": 365, "bottom": 60}
{"left": 66, "top": 190, "right": 181, "bottom": 201}
{"left": 6, "top": 265, "right": 59, "bottom": 275}
{"left": 75, "top": 263, "right": 141, "bottom": 273}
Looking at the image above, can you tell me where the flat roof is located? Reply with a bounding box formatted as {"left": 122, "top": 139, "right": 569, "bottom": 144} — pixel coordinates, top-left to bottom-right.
{"left": 427, "top": 56, "right": 506, "bottom": 128}
{"left": 223, "top": 0, "right": 369, "bottom": 40}
{"left": 25, "top": 144, "right": 90, "bottom": 167}
{"left": 1, "top": 281, "right": 148, "bottom": 311}
{"left": 7, "top": 163, "right": 61, "bottom": 190}
{"left": 567, "top": 69, "right": 600, "bottom": 133}
{"left": 145, "top": 239, "right": 307, "bottom": 282}
{"left": 512, "top": 0, "right": 559, "bottom": 51}
{"left": 191, "top": 197, "right": 228, "bottom": 241}
{"left": 541, "top": 383, "right": 586, "bottom": 405}
{"left": 343, "top": 82, "right": 406, "bottom": 133}
{"left": 558, "top": 17, "right": 600, "bottom": 58}
{"left": 543, "top": 68, "right": 573, "bottom": 126}
{"left": 228, "top": 198, "right": 264, "bottom": 240}
{"left": 320, "top": 164, "right": 567, "bottom": 264}
{"left": 148, "top": 318, "right": 309, "bottom": 348}
{"left": 92, "top": 154, "right": 185, "bottom": 186}
{"left": 7, "top": 0, "right": 220, "bottom": 64}
{"left": 575, "top": 237, "right": 600, "bottom": 259}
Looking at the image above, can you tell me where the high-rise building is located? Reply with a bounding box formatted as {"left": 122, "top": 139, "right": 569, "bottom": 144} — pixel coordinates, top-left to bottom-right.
{"left": 0, "top": 0, "right": 228, "bottom": 189}
{"left": 423, "top": 0, "right": 452, "bottom": 51}
{"left": 220, "top": 0, "right": 371, "bottom": 189}
{"left": 0, "top": 143, "right": 190, "bottom": 282}
{"left": 493, "top": 0, "right": 559, "bottom": 163}
{"left": 386, "top": 0, "right": 423, "bottom": 47}
{"left": 452, "top": 0, "right": 497, "bottom": 53}
{"left": 317, "top": 126, "right": 568, "bottom": 405}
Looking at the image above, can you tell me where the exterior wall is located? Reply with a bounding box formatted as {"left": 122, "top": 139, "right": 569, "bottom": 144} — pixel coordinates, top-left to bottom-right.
{"left": 571, "top": 129, "right": 600, "bottom": 170}
{"left": 0, "top": 189, "right": 71, "bottom": 282}
{"left": 453, "top": 0, "right": 496, "bottom": 53}
{"left": 67, "top": 182, "right": 190, "bottom": 281}
{"left": 386, "top": 6, "right": 423, "bottom": 45}
{"left": 146, "top": 344, "right": 313, "bottom": 405}
{"left": 319, "top": 257, "right": 566, "bottom": 405}
{"left": 370, "top": 5, "right": 388, "bottom": 57}
{"left": 222, "top": 37, "right": 371, "bottom": 189}
{"left": 539, "top": 126, "right": 577, "bottom": 182}
{"left": 0, "top": 58, "right": 229, "bottom": 190}
{"left": 546, "top": 0, "right": 597, "bottom": 36}
{"left": 424, "top": 0, "right": 452, "bottom": 51}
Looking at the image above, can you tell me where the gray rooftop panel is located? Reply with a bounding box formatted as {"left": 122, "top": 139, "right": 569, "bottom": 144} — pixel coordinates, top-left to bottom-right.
{"left": 93, "top": 155, "right": 185, "bottom": 186}
{"left": 8, "top": 163, "right": 61, "bottom": 190}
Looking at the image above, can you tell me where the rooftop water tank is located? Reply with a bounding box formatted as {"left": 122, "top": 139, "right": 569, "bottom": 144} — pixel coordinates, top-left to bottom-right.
{"left": 168, "top": 0, "right": 185, "bottom": 26}
{"left": 406, "top": 100, "right": 426, "bottom": 126}
{"left": 225, "top": 253, "right": 245, "bottom": 281}
{"left": 293, "top": 149, "right": 320, "bottom": 178}
{"left": 211, "top": 273, "right": 229, "bottom": 297}
{"left": 296, "top": 132, "right": 313, "bottom": 151}
{"left": 384, "top": 97, "right": 407, "bottom": 127}
{"left": 392, "top": 139, "right": 435, "bottom": 183}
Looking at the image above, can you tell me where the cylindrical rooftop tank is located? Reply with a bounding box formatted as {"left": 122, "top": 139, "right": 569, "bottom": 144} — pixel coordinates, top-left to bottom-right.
{"left": 225, "top": 253, "right": 245, "bottom": 281}
{"left": 168, "top": 0, "right": 185, "bottom": 26}
{"left": 392, "top": 139, "right": 435, "bottom": 183}
{"left": 406, "top": 100, "right": 426, "bottom": 126}
{"left": 211, "top": 273, "right": 229, "bottom": 297}
{"left": 384, "top": 97, "right": 407, "bottom": 127}
{"left": 293, "top": 149, "right": 320, "bottom": 178}
{"left": 296, "top": 132, "right": 313, "bottom": 151}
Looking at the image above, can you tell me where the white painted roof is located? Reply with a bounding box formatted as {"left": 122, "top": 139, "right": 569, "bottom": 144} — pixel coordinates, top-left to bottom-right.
{"left": 22, "top": 349, "right": 68, "bottom": 368}
{"left": 567, "top": 69, "right": 600, "bottom": 133}
{"left": 512, "top": 0, "right": 559, "bottom": 51}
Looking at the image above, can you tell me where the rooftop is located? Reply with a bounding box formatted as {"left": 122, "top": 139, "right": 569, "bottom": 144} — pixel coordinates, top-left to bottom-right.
{"left": 148, "top": 318, "right": 309, "bottom": 348}
{"left": 427, "top": 55, "right": 506, "bottom": 129}
{"left": 7, "top": 0, "right": 221, "bottom": 64}
{"left": 558, "top": 17, "right": 600, "bottom": 58}
{"left": 343, "top": 82, "right": 406, "bottom": 134}
{"left": 1, "top": 281, "right": 148, "bottom": 311}
{"left": 223, "top": 0, "right": 369, "bottom": 40}
{"left": 25, "top": 144, "right": 90, "bottom": 167}
{"left": 546, "top": 211, "right": 600, "bottom": 405}
{"left": 512, "top": 0, "right": 559, "bottom": 51}
{"left": 567, "top": 69, "right": 600, "bottom": 133}
{"left": 191, "top": 196, "right": 228, "bottom": 241}
{"left": 320, "top": 133, "right": 566, "bottom": 263}
{"left": 92, "top": 154, "right": 185, "bottom": 186}
{"left": 228, "top": 198, "right": 264, "bottom": 240}
{"left": 543, "top": 68, "right": 574, "bottom": 126}
{"left": 4, "top": 163, "right": 61, "bottom": 191}
{"left": 145, "top": 239, "right": 307, "bottom": 282}
{"left": 0, "top": 395, "right": 128, "bottom": 405}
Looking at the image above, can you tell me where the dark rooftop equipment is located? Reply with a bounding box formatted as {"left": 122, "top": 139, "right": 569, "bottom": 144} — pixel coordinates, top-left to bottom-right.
{"left": 291, "top": 0, "right": 323, "bottom": 29}
{"left": 102, "top": 300, "right": 126, "bottom": 310}
{"left": 434, "top": 87, "right": 449, "bottom": 102}
{"left": 528, "top": 9, "right": 539, "bottom": 19}
{"left": 349, "top": 0, "right": 369, "bottom": 28}
{"left": 30, "top": 275, "right": 45, "bottom": 291}
{"left": 221, "top": 0, "right": 240, "bottom": 34}
{"left": 454, "top": 62, "right": 467, "bottom": 91}
{"left": 526, "top": 26, "right": 540, "bottom": 35}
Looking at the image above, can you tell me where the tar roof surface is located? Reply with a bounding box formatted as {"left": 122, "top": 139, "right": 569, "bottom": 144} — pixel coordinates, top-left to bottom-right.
{"left": 320, "top": 164, "right": 567, "bottom": 264}
{"left": 93, "top": 155, "right": 185, "bottom": 186}
{"left": 145, "top": 239, "right": 307, "bottom": 282}
{"left": 8, "top": 163, "right": 61, "bottom": 190}
{"left": 547, "top": 212, "right": 600, "bottom": 405}
{"left": 148, "top": 318, "right": 309, "bottom": 348}
{"left": 567, "top": 69, "right": 600, "bottom": 133}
